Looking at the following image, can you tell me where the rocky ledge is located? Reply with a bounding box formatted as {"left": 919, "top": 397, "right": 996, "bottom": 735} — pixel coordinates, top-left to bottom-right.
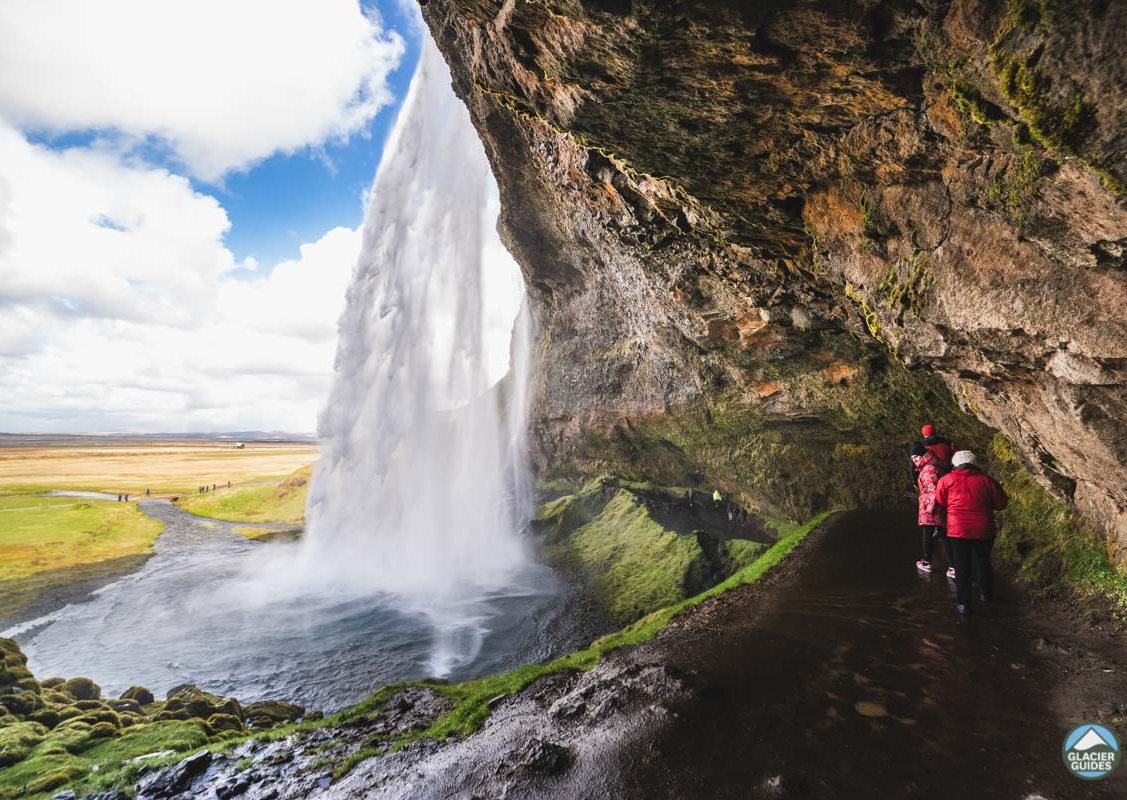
{"left": 0, "top": 639, "right": 307, "bottom": 799}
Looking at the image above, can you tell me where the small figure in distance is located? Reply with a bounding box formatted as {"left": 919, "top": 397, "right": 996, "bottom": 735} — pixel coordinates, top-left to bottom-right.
{"left": 934, "top": 450, "right": 1009, "bottom": 616}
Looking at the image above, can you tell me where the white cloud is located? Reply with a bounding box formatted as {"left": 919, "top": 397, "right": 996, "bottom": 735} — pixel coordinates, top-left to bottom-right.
{"left": 0, "top": 0, "right": 405, "bottom": 181}
{"left": 0, "top": 124, "right": 361, "bottom": 432}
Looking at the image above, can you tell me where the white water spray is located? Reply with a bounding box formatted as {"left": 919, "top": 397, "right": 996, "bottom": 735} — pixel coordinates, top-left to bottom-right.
{"left": 297, "top": 38, "right": 535, "bottom": 669}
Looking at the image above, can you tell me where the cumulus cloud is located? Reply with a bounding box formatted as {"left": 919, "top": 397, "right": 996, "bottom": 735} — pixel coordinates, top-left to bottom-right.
{"left": 0, "top": 124, "right": 361, "bottom": 433}
{"left": 0, "top": 0, "right": 405, "bottom": 181}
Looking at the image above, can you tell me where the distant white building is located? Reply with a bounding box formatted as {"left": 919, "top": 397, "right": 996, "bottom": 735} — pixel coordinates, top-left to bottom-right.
{"left": 233, "top": 442, "right": 245, "bottom": 449}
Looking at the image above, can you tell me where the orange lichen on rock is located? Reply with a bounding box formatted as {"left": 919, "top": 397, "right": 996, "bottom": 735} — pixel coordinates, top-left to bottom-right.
{"left": 803, "top": 185, "right": 865, "bottom": 239}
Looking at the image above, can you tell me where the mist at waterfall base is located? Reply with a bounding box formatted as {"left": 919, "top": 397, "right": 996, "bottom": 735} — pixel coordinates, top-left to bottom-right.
{"left": 8, "top": 41, "right": 589, "bottom": 712}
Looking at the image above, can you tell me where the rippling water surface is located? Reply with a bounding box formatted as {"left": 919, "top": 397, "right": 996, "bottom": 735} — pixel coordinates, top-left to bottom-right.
{"left": 9, "top": 502, "right": 574, "bottom": 711}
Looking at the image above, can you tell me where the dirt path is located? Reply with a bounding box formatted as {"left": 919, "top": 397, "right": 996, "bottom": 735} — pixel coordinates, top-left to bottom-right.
{"left": 617, "top": 508, "right": 1127, "bottom": 798}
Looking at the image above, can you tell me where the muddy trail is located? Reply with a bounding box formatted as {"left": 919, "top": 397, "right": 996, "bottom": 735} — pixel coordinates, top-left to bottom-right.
{"left": 119, "top": 509, "right": 1126, "bottom": 800}
{"left": 619, "top": 508, "right": 1127, "bottom": 798}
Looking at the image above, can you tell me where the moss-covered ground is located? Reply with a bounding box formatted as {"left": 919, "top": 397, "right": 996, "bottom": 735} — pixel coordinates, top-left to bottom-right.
{"left": 536, "top": 479, "right": 779, "bottom": 622}
{"left": 176, "top": 465, "right": 311, "bottom": 525}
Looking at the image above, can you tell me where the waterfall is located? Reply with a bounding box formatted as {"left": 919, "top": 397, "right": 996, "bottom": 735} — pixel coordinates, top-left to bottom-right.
{"left": 297, "top": 37, "right": 535, "bottom": 669}
{"left": 6, "top": 38, "right": 569, "bottom": 702}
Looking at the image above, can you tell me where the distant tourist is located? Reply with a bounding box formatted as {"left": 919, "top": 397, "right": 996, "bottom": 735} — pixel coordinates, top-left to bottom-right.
{"left": 911, "top": 442, "right": 953, "bottom": 578}
{"left": 712, "top": 489, "right": 722, "bottom": 504}
{"left": 934, "top": 451, "right": 1008, "bottom": 615}
{"left": 145, "top": 488, "right": 150, "bottom": 496}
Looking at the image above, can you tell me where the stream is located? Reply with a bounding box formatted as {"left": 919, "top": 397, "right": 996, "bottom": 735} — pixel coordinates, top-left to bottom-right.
{"left": 7, "top": 500, "right": 592, "bottom": 712}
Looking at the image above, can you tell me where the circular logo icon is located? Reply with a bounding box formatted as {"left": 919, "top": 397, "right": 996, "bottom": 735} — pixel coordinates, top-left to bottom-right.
{"left": 1063, "top": 723, "right": 1121, "bottom": 780}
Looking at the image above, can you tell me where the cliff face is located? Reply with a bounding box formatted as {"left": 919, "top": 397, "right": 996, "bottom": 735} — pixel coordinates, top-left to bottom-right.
{"left": 419, "top": 1, "right": 1127, "bottom": 563}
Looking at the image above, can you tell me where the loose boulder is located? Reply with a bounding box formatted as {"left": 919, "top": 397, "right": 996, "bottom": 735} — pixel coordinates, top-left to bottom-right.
{"left": 120, "top": 685, "right": 155, "bottom": 706}
{"left": 244, "top": 700, "right": 305, "bottom": 729}
{"left": 59, "top": 677, "right": 101, "bottom": 701}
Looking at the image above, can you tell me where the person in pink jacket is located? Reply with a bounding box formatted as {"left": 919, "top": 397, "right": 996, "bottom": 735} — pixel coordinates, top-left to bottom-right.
{"left": 934, "top": 450, "right": 1009, "bottom": 615}
{"left": 911, "top": 442, "right": 953, "bottom": 578}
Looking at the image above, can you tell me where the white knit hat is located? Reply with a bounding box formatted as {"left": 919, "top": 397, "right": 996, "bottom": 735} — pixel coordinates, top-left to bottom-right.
{"left": 952, "top": 450, "right": 977, "bottom": 468}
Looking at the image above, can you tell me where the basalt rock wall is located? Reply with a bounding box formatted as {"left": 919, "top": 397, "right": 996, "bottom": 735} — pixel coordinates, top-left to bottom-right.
{"left": 419, "top": 1, "right": 1127, "bottom": 562}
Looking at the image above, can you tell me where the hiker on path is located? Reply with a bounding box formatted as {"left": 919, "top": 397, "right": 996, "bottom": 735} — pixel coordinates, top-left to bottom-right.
{"left": 921, "top": 423, "right": 955, "bottom": 470}
{"left": 911, "top": 442, "right": 954, "bottom": 578}
{"left": 934, "top": 451, "right": 1008, "bottom": 615}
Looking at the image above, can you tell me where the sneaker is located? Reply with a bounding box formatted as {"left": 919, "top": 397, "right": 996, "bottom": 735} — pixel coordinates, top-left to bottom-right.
{"left": 946, "top": 567, "right": 956, "bottom": 580}
{"left": 956, "top": 604, "right": 970, "bottom": 616}
{"left": 916, "top": 560, "right": 933, "bottom": 573}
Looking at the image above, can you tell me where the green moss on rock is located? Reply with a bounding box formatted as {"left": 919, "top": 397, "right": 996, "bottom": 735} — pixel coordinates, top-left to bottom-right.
{"left": 551, "top": 490, "right": 705, "bottom": 622}
{"left": 0, "top": 721, "right": 46, "bottom": 767}
{"left": 989, "top": 435, "right": 1127, "bottom": 609}
{"left": 59, "top": 677, "right": 101, "bottom": 702}
{"left": 119, "top": 685, "right": 155, "bottom": 706}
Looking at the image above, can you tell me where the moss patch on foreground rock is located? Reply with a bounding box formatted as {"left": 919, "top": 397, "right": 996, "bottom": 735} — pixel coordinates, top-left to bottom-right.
{"left": 536, "top": 481, "right": 773, "bottom": 622}
{"left": 0, "top": 639, "right": 304, "bottom": 800}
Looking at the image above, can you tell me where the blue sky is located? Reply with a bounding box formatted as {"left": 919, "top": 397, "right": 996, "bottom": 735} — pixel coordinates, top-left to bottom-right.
{"left": 0, "top": 1, "right": 431, "bottom": 432}
{"left": 22, "top": 1, "right": 421, "bottom": 268}
{"left": 211, "top": 2, "right": 422, "bottom": 267}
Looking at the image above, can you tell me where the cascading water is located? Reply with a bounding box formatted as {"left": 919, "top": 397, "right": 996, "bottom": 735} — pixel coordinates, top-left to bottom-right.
{"left": 4, "top": 38, "right": 583, "bottom": 711}
{"left": 296, "top": 35, "right": 536, "bottom": 672}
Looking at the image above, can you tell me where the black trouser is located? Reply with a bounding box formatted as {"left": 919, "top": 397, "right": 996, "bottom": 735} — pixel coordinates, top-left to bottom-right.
{"left": 950, "top": 537, "right": 994, "bottom": 606}
{"left": 921, "top": 525, "right": 953, "bottom": 566}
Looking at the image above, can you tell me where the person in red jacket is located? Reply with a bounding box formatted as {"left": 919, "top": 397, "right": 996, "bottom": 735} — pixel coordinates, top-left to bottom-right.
{"left": 934, "top": 450, "right": 1009, "bottom": 615}
{"left": 920, "top": 423, "right": 956, "bottom": 470}
{"left": 911, "top": 442, "right": 954, "bottom": 578}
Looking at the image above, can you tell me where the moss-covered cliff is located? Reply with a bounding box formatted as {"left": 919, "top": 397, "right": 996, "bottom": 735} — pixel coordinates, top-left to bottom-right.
{"left": 418, "top": 0, "right": 1127, "bottom": 600}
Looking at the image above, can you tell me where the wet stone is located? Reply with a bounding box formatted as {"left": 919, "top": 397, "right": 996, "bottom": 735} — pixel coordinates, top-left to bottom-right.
{"left": 517, "top": 738, "right": 574, "bottom": 775}
{"left": 137, "top": 751, "right": 213, "bottom": 798}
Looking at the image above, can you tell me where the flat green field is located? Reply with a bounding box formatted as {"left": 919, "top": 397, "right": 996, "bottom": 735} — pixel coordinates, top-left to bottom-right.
{"left": 0, "top": 495, "right": 164, "bottom": 618}
{"left": 0, "top": 496, "right": 163, "bottom": 584}
{"left": 0, "top": 439, "right": 318, "bottom": 619}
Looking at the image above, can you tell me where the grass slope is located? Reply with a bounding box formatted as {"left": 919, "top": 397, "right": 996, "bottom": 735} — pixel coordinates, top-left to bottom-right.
{"left": 177, "top": 466, "right": 311, "bottom": 525}
{"left": 990, "top": 435, "right": 1127, "bottom": 611}
{"left": 0, "top": 496, "right": 163, "bottom": 618}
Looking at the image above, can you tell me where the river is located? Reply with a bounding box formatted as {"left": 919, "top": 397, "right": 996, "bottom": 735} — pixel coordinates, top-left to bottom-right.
{"left": 7, "top": 500, "right": 593, "bottom": 712}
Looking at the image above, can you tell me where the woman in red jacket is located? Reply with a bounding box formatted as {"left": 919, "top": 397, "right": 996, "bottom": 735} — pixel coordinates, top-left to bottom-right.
{"left": 911, "top": 442, "right": 954, "bottom": 578}
{"left": 934, "top": 450, "right": 1009, "bottom": 615}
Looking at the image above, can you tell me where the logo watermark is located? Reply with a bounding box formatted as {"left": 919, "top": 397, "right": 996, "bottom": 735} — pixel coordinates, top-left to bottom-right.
{"left": 1063, "top": 723, "right": 1120, "bottom": 781}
